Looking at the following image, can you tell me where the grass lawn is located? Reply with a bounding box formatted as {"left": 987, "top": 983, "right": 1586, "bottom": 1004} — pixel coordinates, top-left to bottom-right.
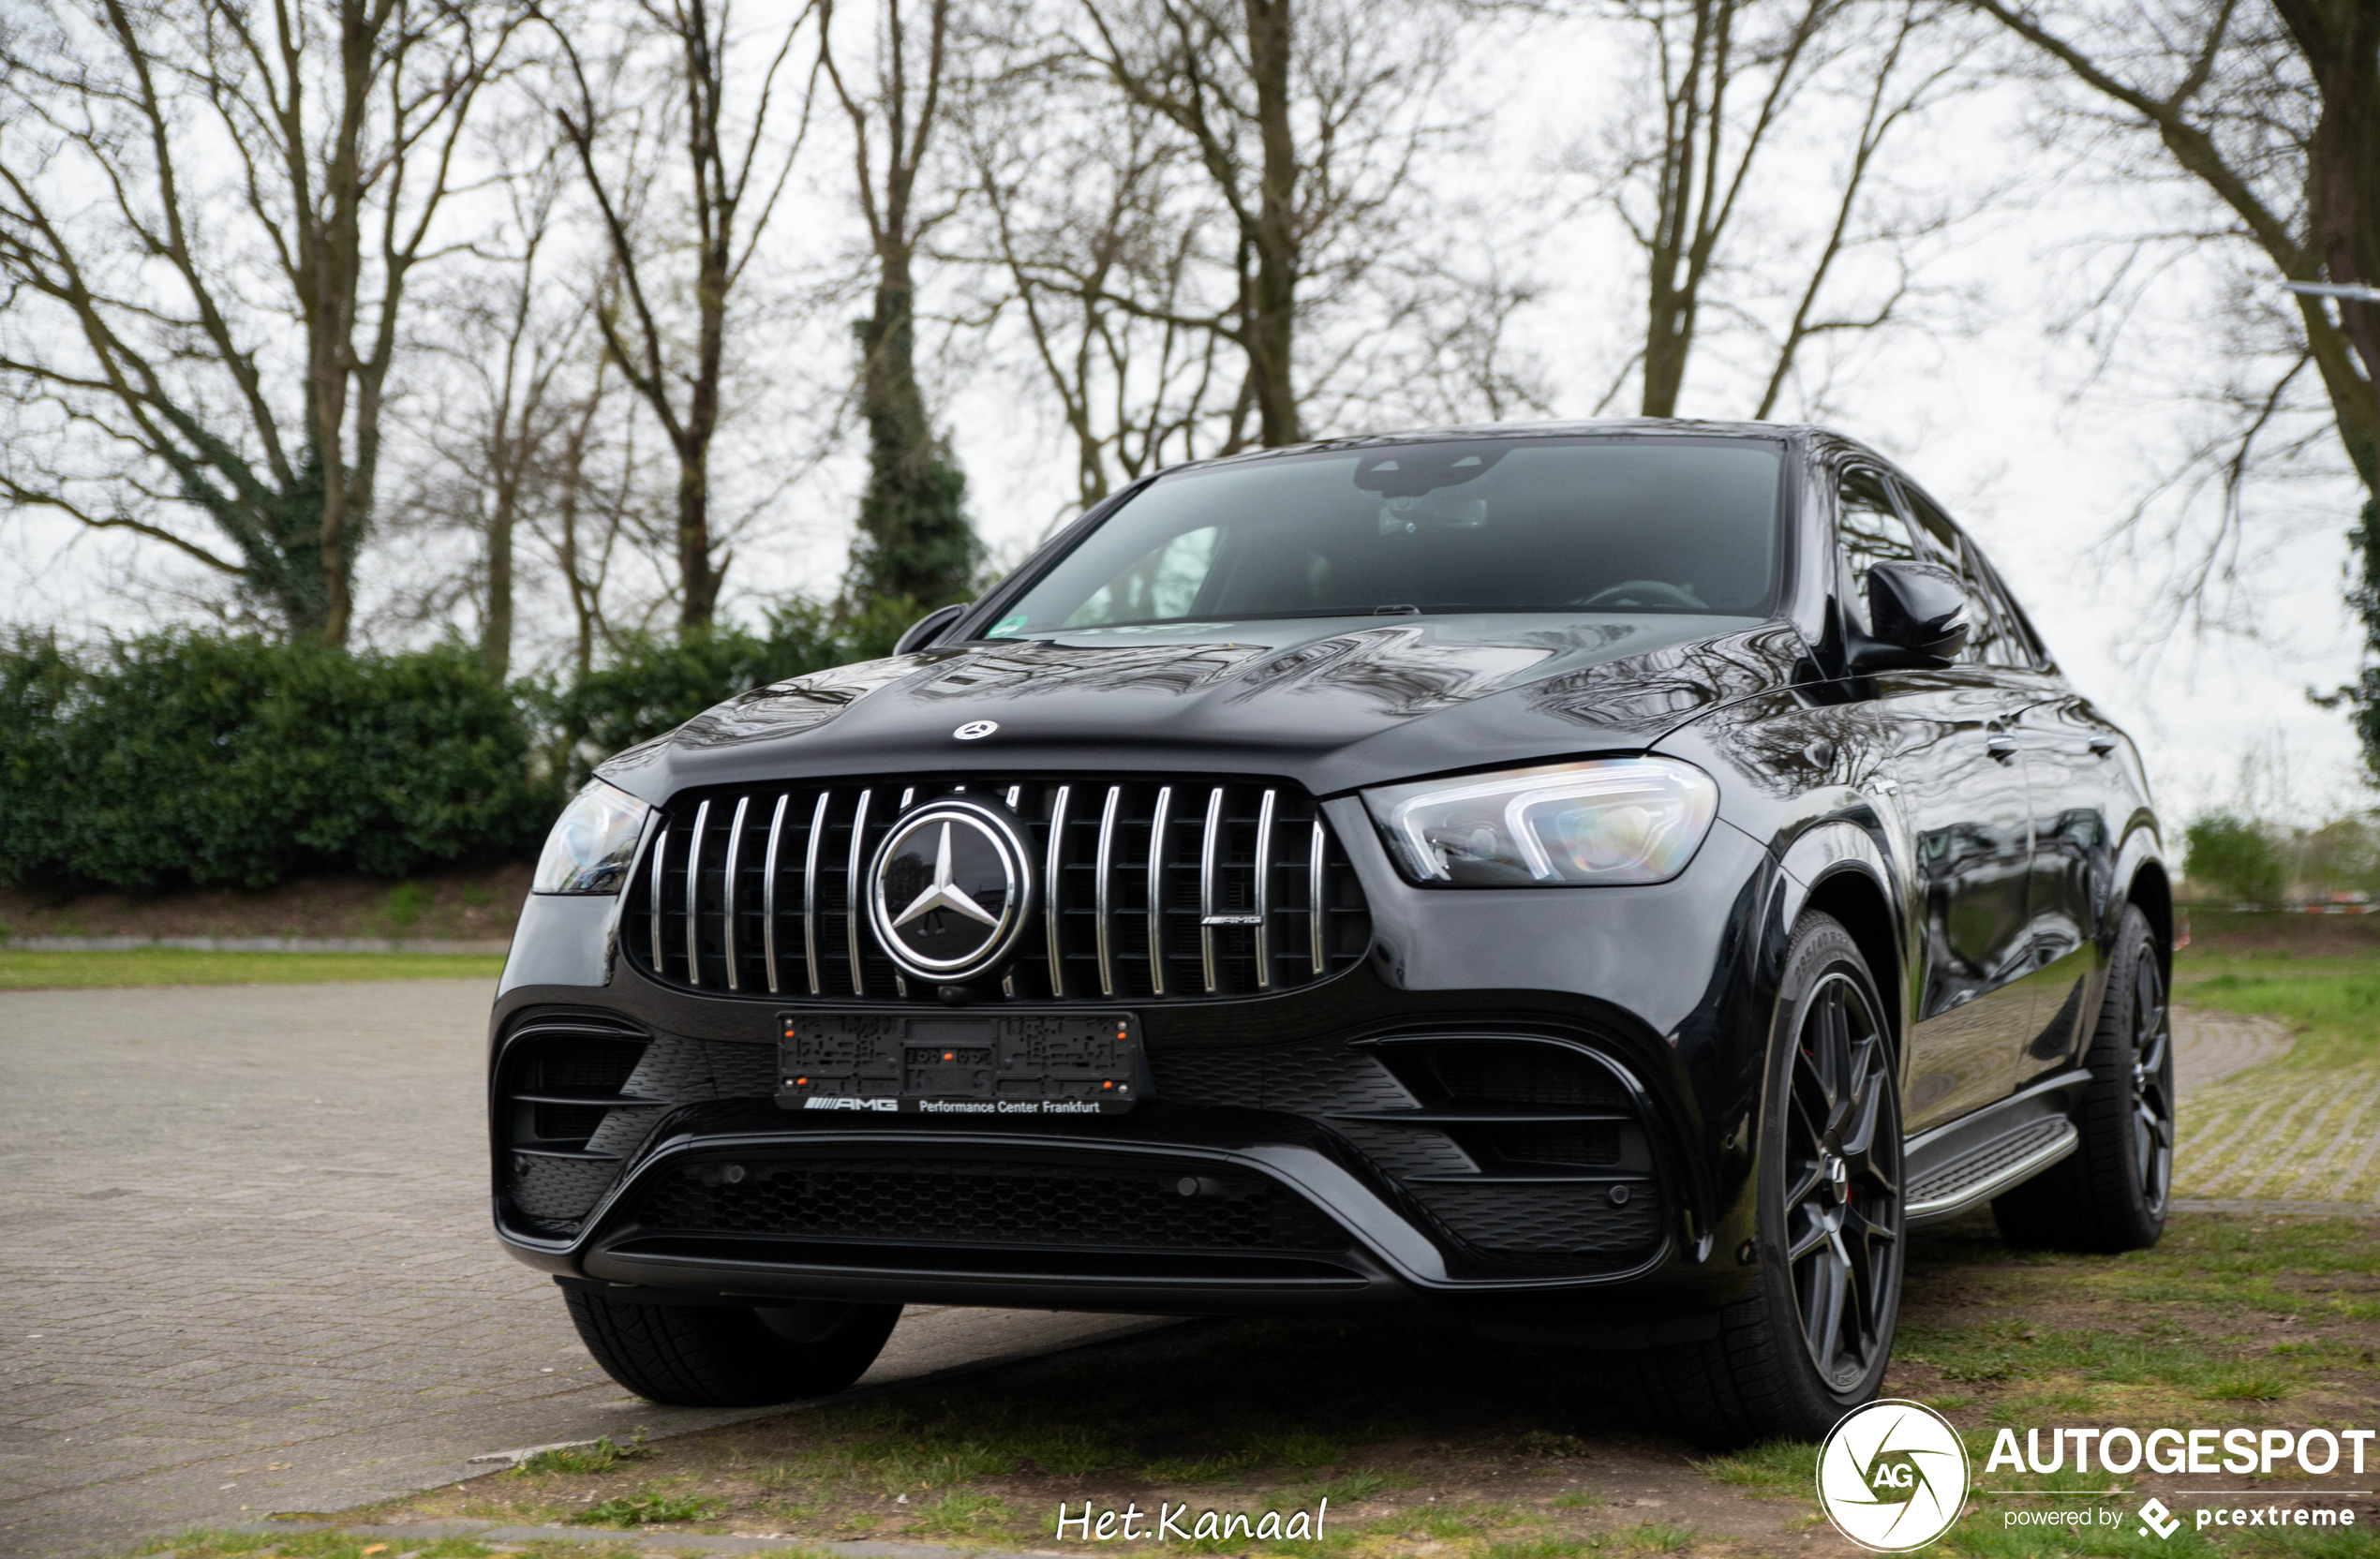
{"left": 0, "top": 948, "right": 503, "bottom": 989}
{"left": 260, "top": 1205, "right": 2374, "bottom": 1559}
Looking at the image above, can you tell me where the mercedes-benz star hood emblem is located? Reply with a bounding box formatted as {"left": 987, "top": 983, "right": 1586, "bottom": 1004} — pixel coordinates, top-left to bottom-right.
{"left": 867, "top": 798, "right": 1035, "bottom": 982}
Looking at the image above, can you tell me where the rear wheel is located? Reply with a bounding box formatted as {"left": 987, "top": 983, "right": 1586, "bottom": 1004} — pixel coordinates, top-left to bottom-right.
{"left": 563, "top": 1289, "right": 902, "bottom": 1407}
{"left": 1992, "top": 904, "right": 2172, "bottom": 1252}
{"left": 1630, "top": 912, "right": 1904, "bottom": 1448}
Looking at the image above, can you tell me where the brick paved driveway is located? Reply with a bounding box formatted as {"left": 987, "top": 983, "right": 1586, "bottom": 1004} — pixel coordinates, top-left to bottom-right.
{"left": 0, "top": 983, "right": 1161, "bottom": 1559}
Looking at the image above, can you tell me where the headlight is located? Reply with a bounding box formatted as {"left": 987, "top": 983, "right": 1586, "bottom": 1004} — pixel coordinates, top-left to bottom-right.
{"left": 532, "top": 780, "right": 654, "bottom": 894}
{"left": 1364, "top": 757, "right": 1719, "bottom": 886}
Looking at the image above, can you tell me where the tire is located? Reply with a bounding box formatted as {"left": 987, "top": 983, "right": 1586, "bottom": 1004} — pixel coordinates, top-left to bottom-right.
{"left": 1629, "top": 911, "right": 1905, "bottom": 1448}
{"left": 1992, "top": 905, "right": 2172, "bottom": 1253}
{"left": 562, "top": 1290, "right": 902, "bottom": 1407}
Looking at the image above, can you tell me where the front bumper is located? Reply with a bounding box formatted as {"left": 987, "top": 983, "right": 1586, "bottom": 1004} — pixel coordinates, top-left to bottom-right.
{"left": 490, "top": 814, "right": 1782, "bottom": 1326}
{"left": 492, "top": 988, "right": 1752, "bottom": 1325}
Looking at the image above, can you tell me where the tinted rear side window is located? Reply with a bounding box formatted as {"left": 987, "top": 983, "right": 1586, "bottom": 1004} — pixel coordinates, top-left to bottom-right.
{"left": 1900, "top": 487, "right": 2031, "bottom": 668}
{"left": 988, "top": 438, "right": 1786, "bottom": 633}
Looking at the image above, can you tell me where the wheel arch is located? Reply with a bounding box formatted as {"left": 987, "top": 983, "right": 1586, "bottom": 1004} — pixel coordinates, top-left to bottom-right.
{"left": 2114, "top": 809, "right": 2173, "bottom": 987}
{"left": 1801, "top": 867, "right": 1904, "bottom": 1064}
{"left": 2127, "top": 857, "right": 2175, "bottom": 987}
{"left": 1772, "top": 817, "right": 1906, "bottom": 1068}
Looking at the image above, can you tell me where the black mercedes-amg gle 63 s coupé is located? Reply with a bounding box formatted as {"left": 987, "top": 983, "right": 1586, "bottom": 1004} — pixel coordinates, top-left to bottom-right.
{"left": 494, "top": 421, "right": 2172, "bottom": 1446}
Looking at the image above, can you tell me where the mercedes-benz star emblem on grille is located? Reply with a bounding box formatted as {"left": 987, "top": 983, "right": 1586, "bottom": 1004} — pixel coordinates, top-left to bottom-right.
{"left": 867, "top": 799, "right": 1035, "bottom": 981}
{"left": 952, "top": 720, "right": 998, "bottom": 740}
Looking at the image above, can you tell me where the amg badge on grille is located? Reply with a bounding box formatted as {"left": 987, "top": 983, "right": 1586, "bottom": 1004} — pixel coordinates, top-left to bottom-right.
{"left": 867, "top": 798, "right": 1037, "bottom": 981}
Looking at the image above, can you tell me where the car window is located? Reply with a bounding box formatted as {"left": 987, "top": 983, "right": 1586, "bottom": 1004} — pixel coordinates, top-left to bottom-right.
{"left": 1064, "top": 527, "right": 1222, "bottom": 627}
{"left": 983, "top": 438, "right": 1787, "bottom": 635}
{"left": 1835, "top": 467, "right": 1919, "bottom": 635}
{"left": 1898, "top": 485, "right": 2027, "bottom": 668}
{"left": 1967, "top": 548, "right": 2044, "bottom": 668}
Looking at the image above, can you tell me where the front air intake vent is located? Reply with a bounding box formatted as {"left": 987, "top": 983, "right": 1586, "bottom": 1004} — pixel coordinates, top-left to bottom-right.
{"left": 621, "top": 775, "right": 1371, "bottom": 1002}
{"left": 495, "top": 1017, "right": 653, "bottom": 1232}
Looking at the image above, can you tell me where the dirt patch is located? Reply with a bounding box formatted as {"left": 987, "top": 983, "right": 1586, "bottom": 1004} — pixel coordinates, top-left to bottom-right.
{"left": 2181, "top": 909, "right": 2380, "bottom": 957}
{"left": 0, "top": 863, "right": 531, "bottom": 944}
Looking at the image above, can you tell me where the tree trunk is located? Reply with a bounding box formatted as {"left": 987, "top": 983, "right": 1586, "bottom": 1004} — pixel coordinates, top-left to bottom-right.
{"left": 679, "top": 172, "right": 729, "bottom": 627}
{"left": 675, "top": 437, "right": 721, "bottom": 625}
{"left": 483, "top": 472, "right": 517, "bottom": 677}
{"left": 1637, "top": 0, "right": 1716, "bottom": 419}
{"left": 1244, "top": 0, "right": 1301, "bottom": 446}
{"left": 854, "top": 244, "right": 974, "bottom": 606}
{"left": 1640, "top": 305, "right": 1692, "bottom": 418}
{"left": 2278, "top": 0, "right": 2380, "bottom": 489}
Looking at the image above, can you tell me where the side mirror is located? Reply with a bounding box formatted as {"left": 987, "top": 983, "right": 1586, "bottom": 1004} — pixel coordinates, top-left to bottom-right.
{"left": 1847, "top": 561, "right": 1970, "bottom": 673}
{"left": 894, "top": 601, "right": 969, "bottom": 656}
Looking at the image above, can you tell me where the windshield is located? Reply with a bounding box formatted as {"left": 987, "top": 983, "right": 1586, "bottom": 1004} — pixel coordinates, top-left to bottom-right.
{"left": 985, "top": 437, "right": 1786, "bottom": 637}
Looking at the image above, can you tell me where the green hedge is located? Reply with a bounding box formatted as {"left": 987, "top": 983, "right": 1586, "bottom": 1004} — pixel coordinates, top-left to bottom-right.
{"left": 543, "top": 597, "right": 916, "bottom": 783}
{"left": 0, "top": 599, "right": 923, "bottom": 891}
{"left": 0, "top": 631, "right": 558, "bottom": 888}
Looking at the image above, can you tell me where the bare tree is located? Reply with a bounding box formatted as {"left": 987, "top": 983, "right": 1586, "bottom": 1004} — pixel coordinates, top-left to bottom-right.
{"left": 954, "top": 63, "right": 1234, "bottom": 511}
{"left": 1966, "top": 0, "right": 2375, "bottom": 496}
{"left": 822, "top": 0, "right": 978, "bottom": 608}
{"left": 1349, "top": 245, "right": 1562, "bottom": 430}
{"left": 1579, "top": 0, "right": 1976, "bottom": 421}
{"left": 1748, "top": 0, "right": 1967, "bottom": 418}
{"left": 1064, "top": 0, "right": 1464, "bottom": 449}
{"left": 538, "top": 0, "right": 819, "bottom": 628}
{"left": 0, "top": 0, "right": 513, "bottom": 642}
{"left": 1959, "top": 0, "right": 2379, "bottom": 766}
{"left": 403, "top": 126, "right": 593, "bottom": 675}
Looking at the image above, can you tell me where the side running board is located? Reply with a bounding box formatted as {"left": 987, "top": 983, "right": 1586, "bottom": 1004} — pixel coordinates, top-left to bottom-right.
{"left": 1902, "top": 1068, "right": 2090, "bottom": 1226}
{"left": 1905, "top": 1118, "right": 2077, "bottom": 1225}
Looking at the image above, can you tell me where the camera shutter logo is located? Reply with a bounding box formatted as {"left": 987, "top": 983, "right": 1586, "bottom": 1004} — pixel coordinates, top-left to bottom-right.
{"left": 867, "top": 800, "right": 1035, "bottom": 981}
{"left": 1815, "top": 1400, "right": 1971, "bottom": 1552}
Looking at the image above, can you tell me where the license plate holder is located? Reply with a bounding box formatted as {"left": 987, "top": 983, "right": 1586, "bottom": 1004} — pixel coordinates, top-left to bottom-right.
{"left": 776, "top": 1011, "right": 1147, "bottom": 1116}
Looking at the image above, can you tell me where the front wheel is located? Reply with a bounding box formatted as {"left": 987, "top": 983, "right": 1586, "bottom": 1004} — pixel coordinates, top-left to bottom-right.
{"left": 1631, "top": 911, "right": 1905, "bottom": 1448}
{"left": 563, "top": 1289, "right": 902, "bottom": 1407}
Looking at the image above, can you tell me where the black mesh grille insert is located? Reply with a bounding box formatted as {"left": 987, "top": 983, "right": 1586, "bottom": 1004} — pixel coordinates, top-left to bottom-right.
{"left": 1408, "top": 1181, "right": 1665, "bottom": 1265}
{"left": 1430, "top": 1043, "right": 1630, "bottom": 1107}
{"left": 621, "top": 774, "right": 1370, "bottom": 1002}
{"left": 634, "top": 1159, "right": 1351, "bottom": 1253}
{"left": 534, "top": 1039, "right": 648, "bottom": 1090}
{"left": 534, "top": 1102, "right": 611, "bottom": 1138}
{"left": 1490, "top": 1122, "right": 1621, "bottom": 1166}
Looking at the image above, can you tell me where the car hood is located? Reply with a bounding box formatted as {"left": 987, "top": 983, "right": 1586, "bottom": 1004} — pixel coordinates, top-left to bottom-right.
{"left": 595, "top": 613, "right": 1809, "bottom": 803}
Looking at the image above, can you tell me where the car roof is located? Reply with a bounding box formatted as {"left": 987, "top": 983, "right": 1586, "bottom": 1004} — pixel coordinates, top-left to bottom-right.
{"left": 1156, "top": 418, "right": 1831, "bottom": 477}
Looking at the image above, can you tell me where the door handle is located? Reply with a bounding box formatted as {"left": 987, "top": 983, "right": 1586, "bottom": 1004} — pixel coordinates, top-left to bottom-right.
{"left": 2089, "top": 736, "right": 2117, "bottom": 757}
{"left": 1985, "top": 735, "right": 2017, "bottom": 761}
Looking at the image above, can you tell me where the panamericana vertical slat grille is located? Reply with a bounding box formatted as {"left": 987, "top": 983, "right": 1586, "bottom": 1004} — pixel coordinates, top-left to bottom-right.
{"left": 622, "top": 776, "right": 1371, "bottom": 1002}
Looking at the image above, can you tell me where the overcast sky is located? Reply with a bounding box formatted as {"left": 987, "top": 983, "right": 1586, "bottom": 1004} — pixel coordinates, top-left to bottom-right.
{"left": 3, "top": 7, "right": 2365, "bottom": 828}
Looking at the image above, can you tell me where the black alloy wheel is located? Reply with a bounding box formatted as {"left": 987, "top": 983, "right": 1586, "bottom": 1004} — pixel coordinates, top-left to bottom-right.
{"left": 1995, "top": 905, "right": 2174, "bottom": 1252}
{"left": 1781, "top": 967, "right": 1903, "bottom": 1391}
{"left": 1628, "top": 912, "right": 1905, "bottom": 1447}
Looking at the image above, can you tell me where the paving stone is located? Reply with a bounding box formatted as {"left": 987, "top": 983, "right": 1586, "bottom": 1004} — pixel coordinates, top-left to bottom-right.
{"left": 0, "top": 981, "right": 1168, "bottom": 1559}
